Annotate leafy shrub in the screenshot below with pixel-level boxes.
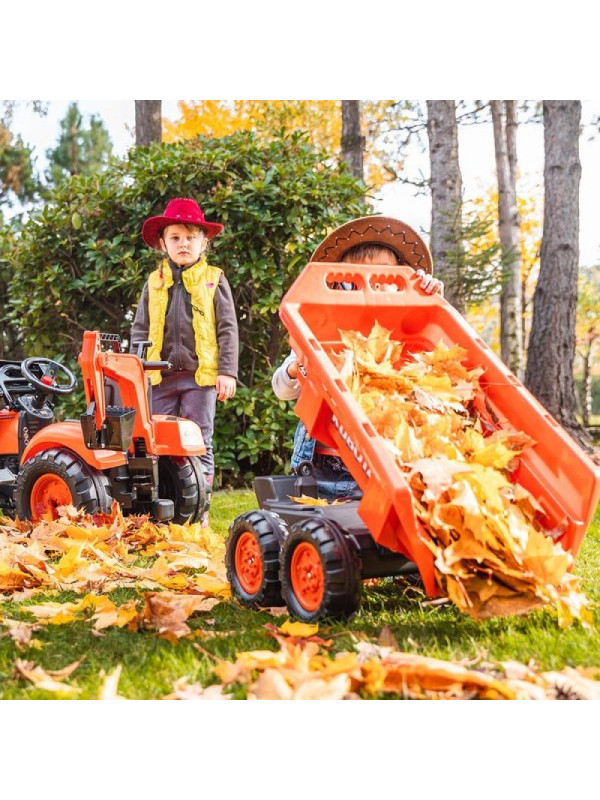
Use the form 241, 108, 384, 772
5, 131, 367, 485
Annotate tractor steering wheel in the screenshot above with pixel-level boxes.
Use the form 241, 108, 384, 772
21, 357, 77, 397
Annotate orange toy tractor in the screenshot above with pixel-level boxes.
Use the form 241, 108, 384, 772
225, 263, 600, 622
0, 331, 208, 523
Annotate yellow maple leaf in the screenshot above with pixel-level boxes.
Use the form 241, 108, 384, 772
53, 542, 86, 578
278, 619, 319, 638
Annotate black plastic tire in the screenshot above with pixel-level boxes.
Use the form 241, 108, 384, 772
158, 456, 199, 524
16, 447, 113, 521
279, 518, 362, 622
226, 510, 285, 607
187, 456, 210, 522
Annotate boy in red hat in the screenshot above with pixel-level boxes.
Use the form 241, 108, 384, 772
131, 198, 239, 526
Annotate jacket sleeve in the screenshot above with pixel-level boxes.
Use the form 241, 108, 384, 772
129, 282, 150, 354
272, 351, 300, 401
214, 273, 239, 378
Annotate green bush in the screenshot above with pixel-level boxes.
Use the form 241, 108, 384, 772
5, 131, 367, 485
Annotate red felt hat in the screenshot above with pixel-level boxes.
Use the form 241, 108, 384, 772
142, 198, 224, 249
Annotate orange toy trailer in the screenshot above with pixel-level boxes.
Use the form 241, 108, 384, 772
0, 331, 209, 523
226, 263, 600, 621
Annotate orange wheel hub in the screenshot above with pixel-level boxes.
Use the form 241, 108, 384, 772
235, 531, 263, 595
290, 541, 324, 612
30, 474, 72, 521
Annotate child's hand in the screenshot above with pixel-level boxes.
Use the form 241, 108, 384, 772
415, 269, 444, 295
286, 359, 299, 379
216, 375, 237, 401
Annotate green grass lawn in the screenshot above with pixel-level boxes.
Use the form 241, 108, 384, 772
1, 488, 599, 699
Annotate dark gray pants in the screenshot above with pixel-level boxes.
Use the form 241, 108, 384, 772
151, 370, 217, 477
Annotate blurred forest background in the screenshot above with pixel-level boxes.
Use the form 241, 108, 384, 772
1, 99, 598, 485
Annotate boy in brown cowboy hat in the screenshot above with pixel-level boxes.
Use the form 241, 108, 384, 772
272, 215, 442, 499
131, 198, 239, 525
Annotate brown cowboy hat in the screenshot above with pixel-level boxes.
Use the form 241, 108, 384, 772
142, 197, 224, 249
310, 215, 432, 273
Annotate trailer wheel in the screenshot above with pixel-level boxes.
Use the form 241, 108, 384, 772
158, 456, 199, 524
280, 518, 362, 622
226, 511, 284, 607
16, 447, 113, 521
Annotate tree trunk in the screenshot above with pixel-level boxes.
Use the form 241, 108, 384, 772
426, 100, 465, 313
525, 101, 588, 447
581, 347, 592, 427
135, 101, 162, 146
341, 100, 364, 181
491, 100, 523, 376
505, 100, 518, 184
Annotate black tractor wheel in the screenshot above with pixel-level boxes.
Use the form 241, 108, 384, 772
16, 447, 113, 521
187, 455, 210, 522
226, 510, 286, 608
157, 456, 200, 524
279, 518, 362, 622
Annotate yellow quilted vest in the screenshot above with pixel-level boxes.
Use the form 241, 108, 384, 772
146, 257, 222, 386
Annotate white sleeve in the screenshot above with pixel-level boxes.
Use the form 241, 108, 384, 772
272, 351, 301, 401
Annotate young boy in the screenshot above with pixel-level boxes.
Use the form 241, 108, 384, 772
272, 215, 442, 499
131, 198, 239, 524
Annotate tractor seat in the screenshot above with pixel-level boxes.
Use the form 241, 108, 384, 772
104, 377, 153, 416
0, 362, 37, 407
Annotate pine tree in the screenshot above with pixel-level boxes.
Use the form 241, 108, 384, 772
46, 103, 113, 186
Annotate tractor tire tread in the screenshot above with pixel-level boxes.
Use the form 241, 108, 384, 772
280, 518, 362, 622
226, 510, 284, 608
16, 447, 113, 520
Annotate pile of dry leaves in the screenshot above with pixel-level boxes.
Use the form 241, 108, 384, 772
0, 503, 229, 645
0, 503, 597, 699
330, 322, 592, 625
167, 623, 600, 700
4, 616, 600, 700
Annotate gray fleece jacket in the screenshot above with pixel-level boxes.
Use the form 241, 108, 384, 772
130, 259, 239, 379
272, 351, 300, 401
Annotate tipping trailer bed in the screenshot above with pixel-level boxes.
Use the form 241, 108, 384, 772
279, 263, 600, 598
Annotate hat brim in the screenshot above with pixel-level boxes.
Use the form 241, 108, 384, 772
142, 215, 224, 249
310, 215, 432, 274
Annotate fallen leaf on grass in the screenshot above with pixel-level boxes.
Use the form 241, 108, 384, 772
93, 599, 139, 631
191, 572, 231, 597
27, 595, 140, 631
0, 617, 41, 649
377, 626, 399, 649
355, 643, 515, 699
206, 635, 600, 700
142, 592, 216, 639
262, 606, 288, 616
541, 667, 600, 700
15, 659, 82, 696
278, 619, 319, 638
264, 622, 333, 647
163, 677, 231, 700
250, 669, 351, 700
98, 665, 124, 700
